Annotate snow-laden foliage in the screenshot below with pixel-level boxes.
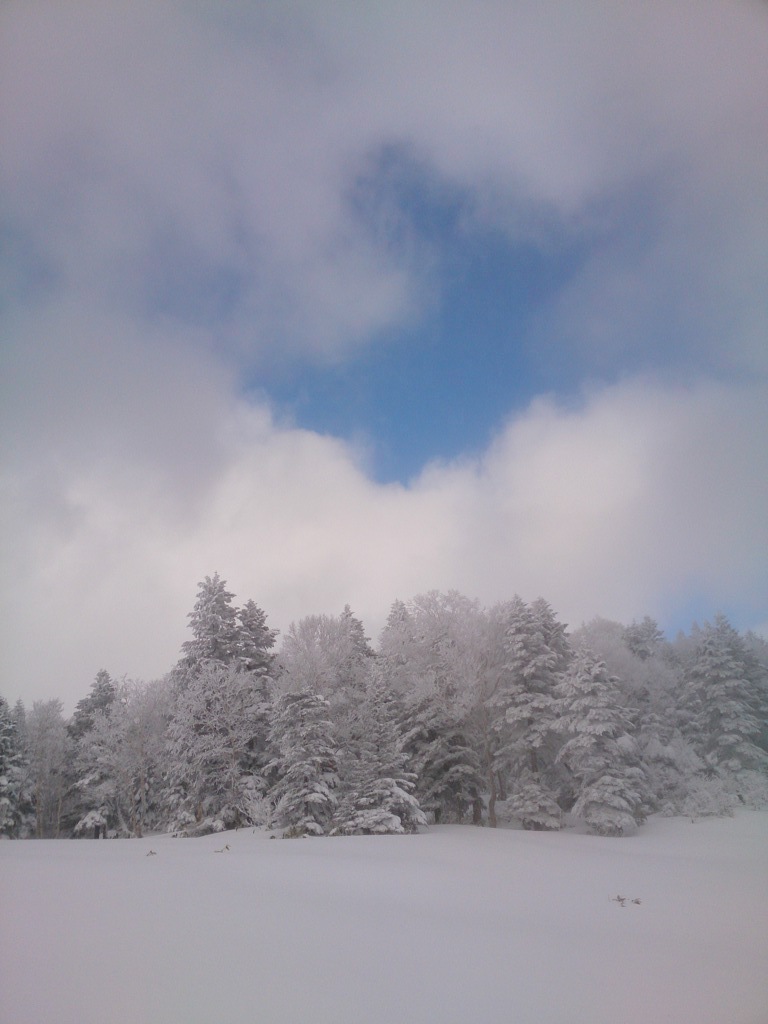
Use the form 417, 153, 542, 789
389, 590, 485, 706
237, 599, 279, 675
73, 808, 108, 838
25, 700, 71, 838
5, 580, 766, 840
68, 670, 118, 742
488, 597, 569, 830
681, 614, 768, 773
556, 645, 649, 836
76, 680, 171, 837
622, 616, 665, 661
333, 671, 426, 835
173, 575, 278, 684
278, 606, 373, 708
267, 690, 340, 836
178, 573, 242, 673
166, 664, 271, 832
400, 694, 484, 824
380, 590, 489, 824
0, 696, 26, 837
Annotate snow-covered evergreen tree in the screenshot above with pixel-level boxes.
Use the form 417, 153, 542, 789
237, 599, 278, 675
571, 617, 684, 814
0, 695, 25, 837
161, 581, 278, 830
489, 597, 568, 830
267, 690, 339, 836
166, 663, 272, 832
333, 671, 425, 835
8, 701, 34, 836
67, 670, 120, 830
68, 670, 117, 742
743, 630, 768, 758
622, 617, 664, 661
76, 680, 171, 837
556, 645, 648, 836
377, 599, 419, 695
400, 694, 483, 824
380, 591, 488, 822
175, 574, 242, 681
682, 614, 768, 774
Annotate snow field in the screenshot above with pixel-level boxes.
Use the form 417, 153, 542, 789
1, 812, 767, 1024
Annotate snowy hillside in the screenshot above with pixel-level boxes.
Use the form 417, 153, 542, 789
1, 813, 766, 1024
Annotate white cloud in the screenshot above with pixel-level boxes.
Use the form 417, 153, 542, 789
2, 0, 766, 362
2, 0, 767, 708
3, 369, 766, 709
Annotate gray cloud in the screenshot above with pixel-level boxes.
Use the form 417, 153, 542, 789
1, 0, 767, 708
3, 374, 766, 710
4, 0, 765, 361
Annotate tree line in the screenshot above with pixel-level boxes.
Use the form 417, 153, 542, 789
2, 574, 767, 840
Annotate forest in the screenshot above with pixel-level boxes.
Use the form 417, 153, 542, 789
2, 574, 767, 841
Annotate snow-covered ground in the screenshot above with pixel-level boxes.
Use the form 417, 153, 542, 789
1, 813, 766, 1024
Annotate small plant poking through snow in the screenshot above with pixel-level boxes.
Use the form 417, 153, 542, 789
611, 894, 642, 906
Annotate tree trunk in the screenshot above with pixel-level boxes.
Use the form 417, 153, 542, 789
54, 791, 63, 837
487, 769, 498, 828
35, 785, 44, 838
496, 771, 507, 801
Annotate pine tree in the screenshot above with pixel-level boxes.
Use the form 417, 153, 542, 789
556, 645, 648, 836
67, 670, 120, 830
76, 680, 171, 837
622, 617, 664, 661
166, 663, 272, 831
267, 690, 339, 836
333, 671, 425, 835
489, 597, 568, 830
176, 574, 241, 679
0, 696, 24, 837
401, 694, 483, 824
683, 614, 768, 773
378, 600, 418, 694
68, 670, 117, 741
380, 591, 488, 822
237, 599, 278, 675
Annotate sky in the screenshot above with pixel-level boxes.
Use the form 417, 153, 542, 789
1, 0, 767, 712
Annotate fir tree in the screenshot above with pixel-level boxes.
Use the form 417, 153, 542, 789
68, 670, 117, 742
683, 614, 768, 773
556, 645, 648, 836
166, 663, 271, 831
237, 599, 278, 675
267, 690, 339, 836
0, 695, 25, 837
333, 672, 425, 835
490, 597, 568, 830
176, 574, 241, 679
622, 617, 664, 661
401, 694, 483, 824
76, 680, 170, 837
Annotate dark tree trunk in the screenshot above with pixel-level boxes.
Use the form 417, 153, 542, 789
487, 770, 497, 828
